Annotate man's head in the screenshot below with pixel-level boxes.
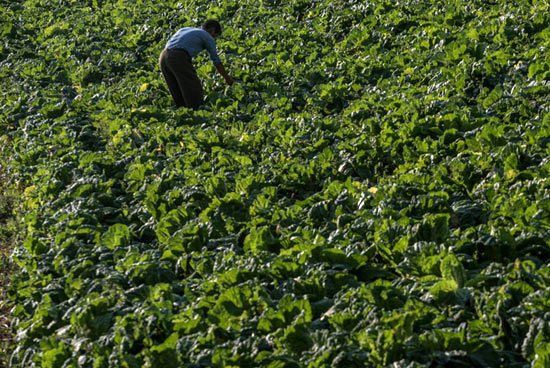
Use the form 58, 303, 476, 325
202, 19, 221, 39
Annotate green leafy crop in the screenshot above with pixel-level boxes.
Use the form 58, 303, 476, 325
1, 0, 549, 366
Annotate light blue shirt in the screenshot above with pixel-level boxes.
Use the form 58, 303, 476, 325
165, 27, 222, 66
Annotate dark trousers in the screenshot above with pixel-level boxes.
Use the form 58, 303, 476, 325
159, 48, 204, 110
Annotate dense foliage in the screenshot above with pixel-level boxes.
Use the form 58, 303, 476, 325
1, 0, 550, 366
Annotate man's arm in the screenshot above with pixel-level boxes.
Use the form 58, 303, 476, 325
201, 31, 232, 85
216, 63, 233, 85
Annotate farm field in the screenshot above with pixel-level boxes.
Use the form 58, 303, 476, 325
1, 0, 550, 366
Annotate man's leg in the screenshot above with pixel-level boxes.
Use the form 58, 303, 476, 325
178, 64, 204, 110
165, 49, 204, 110
159, 49, 186, 107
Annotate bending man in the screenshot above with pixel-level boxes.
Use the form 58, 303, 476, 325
160, 19, 233, 110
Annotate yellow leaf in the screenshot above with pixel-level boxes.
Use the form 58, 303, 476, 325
179, 141, 184, 148
24, 185, 36, 198
505, 169, 517, 180
368, 187, 378, 194
139, 83, 149, 92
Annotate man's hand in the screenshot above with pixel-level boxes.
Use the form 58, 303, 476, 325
216, 63, 233, 85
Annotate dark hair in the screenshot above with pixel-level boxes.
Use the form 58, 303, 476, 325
202, 19, 221, 35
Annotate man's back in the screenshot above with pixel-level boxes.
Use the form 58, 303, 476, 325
165, 27, 221, 66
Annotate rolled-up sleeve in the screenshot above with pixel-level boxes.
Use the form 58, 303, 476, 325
203, 33, 222, 66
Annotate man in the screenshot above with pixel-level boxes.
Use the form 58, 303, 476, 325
159, 19, 233, 110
